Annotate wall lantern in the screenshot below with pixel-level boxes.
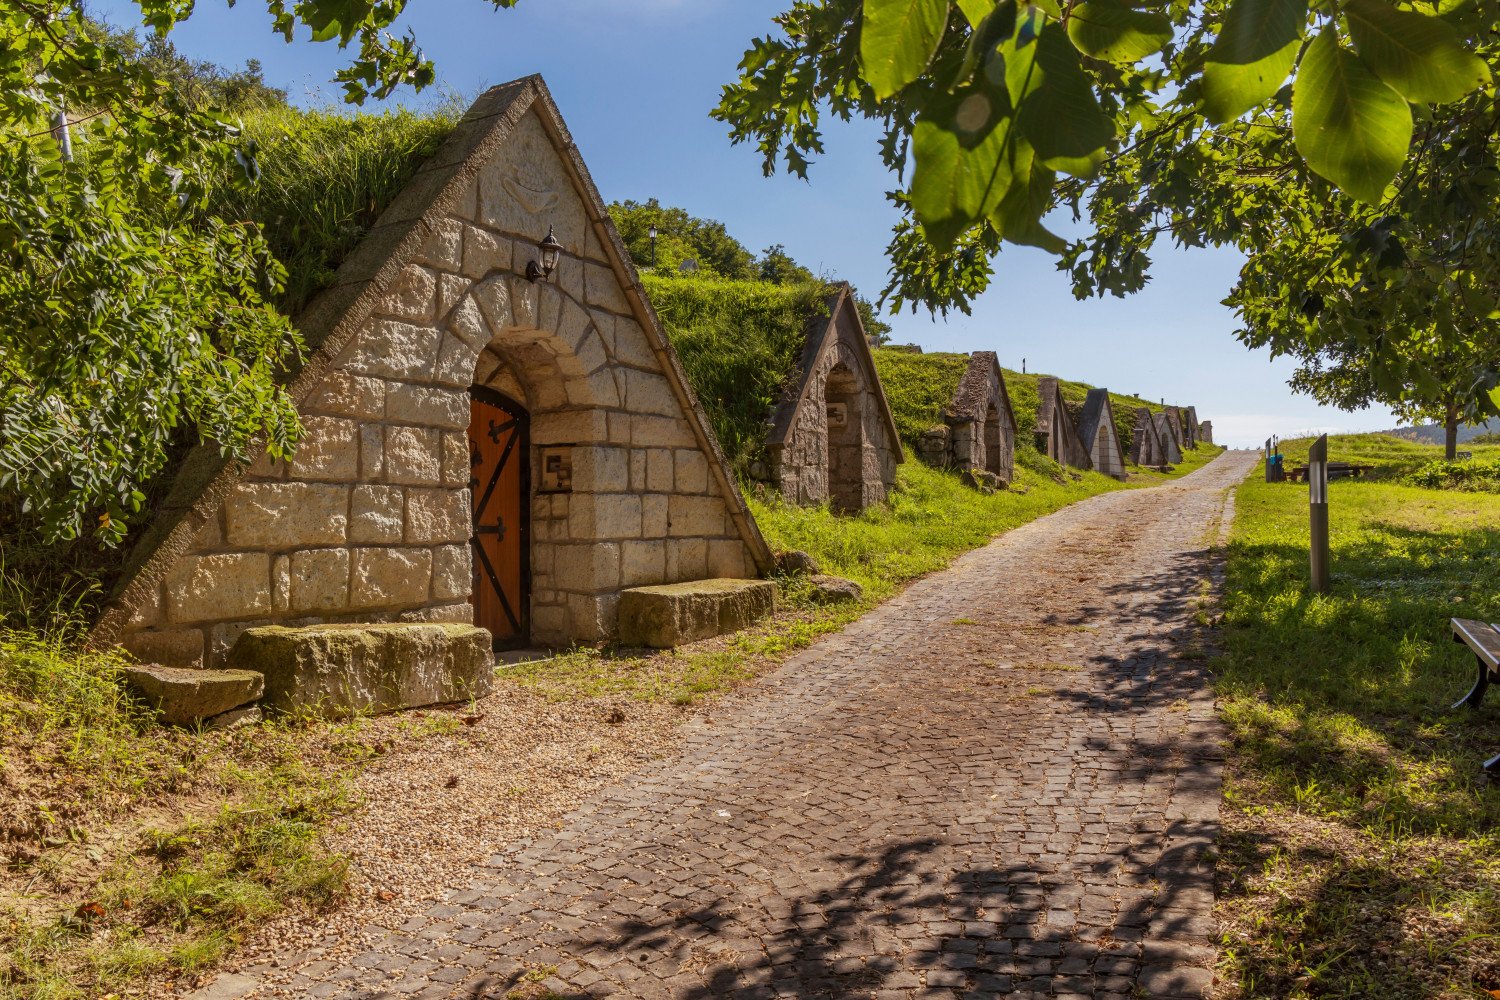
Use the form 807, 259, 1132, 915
526, 225, 563, 282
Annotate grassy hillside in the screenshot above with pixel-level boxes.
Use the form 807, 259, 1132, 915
1214, 433, 1500, 997
870, 348, 1182, 461
644, 275, 831, 474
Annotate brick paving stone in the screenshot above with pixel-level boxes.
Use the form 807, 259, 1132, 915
226, 451, 1253, 1000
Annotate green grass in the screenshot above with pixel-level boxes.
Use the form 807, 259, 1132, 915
645, 275, 832, 475
209, 102, 462, 313
0, 630, 395, 999
1213, 435, 1500, 998
506, 446, 1223, 705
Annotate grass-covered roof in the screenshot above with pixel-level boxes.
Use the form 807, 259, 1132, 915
645, 274, 833, 474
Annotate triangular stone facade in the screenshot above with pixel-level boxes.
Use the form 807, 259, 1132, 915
1034, 377, 1092, 471
1077, 389, 1126, 480
92, 76, 772, 666
1130, 408, 1166, 469
1154, 411, 1185, 465
914, 352, 1019, 487
1199, 420, 1213, 445
765, 285, 904, 513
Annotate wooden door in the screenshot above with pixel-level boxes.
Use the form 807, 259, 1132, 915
468, 388, 529, 648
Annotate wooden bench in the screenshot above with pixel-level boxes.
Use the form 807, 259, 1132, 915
1287, 462, 1375, 483
1449, 618, 1500, 775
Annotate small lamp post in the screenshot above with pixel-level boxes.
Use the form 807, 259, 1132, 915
648, 224, 658, 269
1308, 433, 1330, 593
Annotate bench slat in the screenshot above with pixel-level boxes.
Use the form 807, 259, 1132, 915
1451, 618, 1500, 668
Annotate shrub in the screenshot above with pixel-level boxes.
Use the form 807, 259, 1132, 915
1404, 458, 1500, 492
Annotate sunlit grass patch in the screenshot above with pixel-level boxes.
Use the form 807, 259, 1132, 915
1214, 440, 1500, 998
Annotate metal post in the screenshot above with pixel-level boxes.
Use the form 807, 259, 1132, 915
50, 108, 72, 162
1309, 433, 1330, 593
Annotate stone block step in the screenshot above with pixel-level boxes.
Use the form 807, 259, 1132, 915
228, 622, 494, 718
617, 579, 776, 648
122, 665, 264, 726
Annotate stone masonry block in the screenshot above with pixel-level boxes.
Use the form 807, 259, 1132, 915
351, 485, 405, 544
345, 319, 440, 381
287, 416, 359, 481
617, 579, 776, 648
406, 488, 471, 544
351, 547, 433, 608
385, 426, 444, 485
227, 482, 348, 549
288, 548, 351, 613
553, 542, 620, 593
122, 664, 264, 726
386, 384, 469, 429
668, 495, 727, 538
307, 373, 385, 420
166, 553, 271, 624
230, 622, 493, 718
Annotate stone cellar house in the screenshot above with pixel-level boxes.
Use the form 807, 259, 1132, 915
914, 351, 1019, 487
1033, 377, 1092, 472
760, 285, 904, 513
1182, 406, 1201, 448
90, 76, 775, 668
1199, 420, 1213, 445
1077, 389, 1126, 480
1130, 407, 1167, 469
1153, 411, 1185, 465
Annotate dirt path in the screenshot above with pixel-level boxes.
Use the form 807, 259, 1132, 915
209, 449, 1256, 1000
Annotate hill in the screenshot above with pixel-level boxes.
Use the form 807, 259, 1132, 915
1380, 419, 1500, 446
870, 349, 1173, 456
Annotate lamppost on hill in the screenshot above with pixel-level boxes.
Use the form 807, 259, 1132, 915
648, 224, 658, 270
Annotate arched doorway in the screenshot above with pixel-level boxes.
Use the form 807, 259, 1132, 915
983, 400, 1003, 476
825, 361, 865, 513
468, 386, 530, 649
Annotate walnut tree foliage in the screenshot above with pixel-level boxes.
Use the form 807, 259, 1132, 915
713, 0, 1494, 442
0, 0, 511, 545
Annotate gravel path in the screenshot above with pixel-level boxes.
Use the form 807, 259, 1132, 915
206, 449, 1256, 1000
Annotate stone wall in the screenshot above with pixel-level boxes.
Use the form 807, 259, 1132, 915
1199, 420, 1213, 445
1130, 408, 1165, 468
766, 293, 901, 513
113, 91, 764, 666
1034, 378, 1092, 471
914, 351, 1017, 486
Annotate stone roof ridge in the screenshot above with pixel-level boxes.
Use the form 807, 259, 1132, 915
950, 351, 1018, 433
1034, 375, 1060, 434
1077, 387, 1113, 448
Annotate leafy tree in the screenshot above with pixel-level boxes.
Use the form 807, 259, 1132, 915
609, 198, 759, 279
714, 0, 1489, 321
1060, 2, 1500, 457
0, 0, 509, 543
758, 243, 817, 284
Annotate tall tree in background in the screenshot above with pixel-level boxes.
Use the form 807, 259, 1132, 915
1060, 1, 1500, 453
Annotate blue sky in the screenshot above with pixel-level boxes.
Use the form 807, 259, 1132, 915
95, 0, 1406, 447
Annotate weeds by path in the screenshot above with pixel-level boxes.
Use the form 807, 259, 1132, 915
0, 631, 451, 999
1213, 445, 1500, 999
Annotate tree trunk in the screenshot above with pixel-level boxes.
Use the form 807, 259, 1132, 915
1445, 402, 1460, 460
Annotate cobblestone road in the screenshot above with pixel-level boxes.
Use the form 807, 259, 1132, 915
229, 450, 1255, 1000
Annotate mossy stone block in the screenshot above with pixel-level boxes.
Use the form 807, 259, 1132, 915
229, 622, 493, 718
617, 579, 776, 648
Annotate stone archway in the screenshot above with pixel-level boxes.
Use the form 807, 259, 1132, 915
825, 360, 866, 514
983, 400, 1003, 477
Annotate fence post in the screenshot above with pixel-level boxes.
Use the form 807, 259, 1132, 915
1309, 434, 1330, 593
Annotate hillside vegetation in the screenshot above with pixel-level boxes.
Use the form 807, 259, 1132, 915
870, 348, 1176, 454
1215, 432, 1500, 997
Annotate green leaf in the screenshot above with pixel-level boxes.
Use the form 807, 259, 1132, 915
1066, 0, 1173, 64
990, 139, 1066, 251
1345, 0, 1490, 105
1009, 23, 1113, 176
1203, 0, 1308, 123
1292, 27, 1412, 204
910, 83, 1017, 249
861, 0, 952, 100
956, 0, 993, 28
